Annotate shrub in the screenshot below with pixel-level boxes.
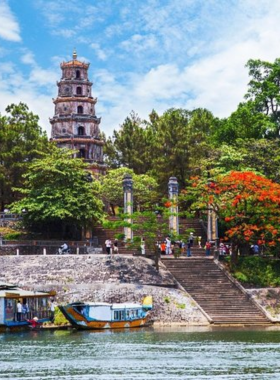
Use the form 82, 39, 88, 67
234, 272, 248, 283
4, 232, 22, 240
230, 256, 280, 287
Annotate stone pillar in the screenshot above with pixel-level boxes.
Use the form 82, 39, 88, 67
123, 174, 133, 241
168, 177, 179, 235
207, 207, 212, 242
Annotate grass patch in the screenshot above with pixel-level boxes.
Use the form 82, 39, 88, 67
176, 303, 186, 309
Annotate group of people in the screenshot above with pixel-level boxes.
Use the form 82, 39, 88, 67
16, 300, 29, 321
16, 298, 56, 325
159, 233, 195, 257
105, 238, 119, 255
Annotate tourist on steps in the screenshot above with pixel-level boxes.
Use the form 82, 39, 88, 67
187, 241, 192, 257
205, 241, 211, 256
165, 237, 171, 255
105, 239, 112, 255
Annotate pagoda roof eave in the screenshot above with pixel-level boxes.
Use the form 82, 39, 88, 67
61, 60, 89, 69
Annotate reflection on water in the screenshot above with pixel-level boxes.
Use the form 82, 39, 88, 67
1, 326, 280, 379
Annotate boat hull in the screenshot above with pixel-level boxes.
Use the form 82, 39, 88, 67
59, 305, 150, 330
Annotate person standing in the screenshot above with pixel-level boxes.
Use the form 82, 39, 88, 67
165, 237, 171, 255
113, 239, 119, 254
141, 238, 145, 255
160, 241, 166, 255
189, 232, 194, 247
187, 241, 192, 257
17, 300, 22, 321
105, 239, 112, 255
205, 241, 211, 256
49, 298, 56, 323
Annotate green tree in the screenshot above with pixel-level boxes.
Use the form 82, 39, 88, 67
245, 58, 280, 134
0, 103, 49, 210
104, 111, 151, 174
147, 108, 215, 190
203, 139, 280, 183
9, 147, 104, 238
212, 102, 275, 145
100, 167, 159, 214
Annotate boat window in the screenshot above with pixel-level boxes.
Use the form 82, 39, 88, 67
114, 311, 123, 320
131, 310, 135, 318
135, 310, 139, 317
126, 310, 130, 318
121, 311, 125, 320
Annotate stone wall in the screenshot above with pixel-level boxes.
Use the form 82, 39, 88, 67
0, 246, 88, 255
0, 254, 209, 326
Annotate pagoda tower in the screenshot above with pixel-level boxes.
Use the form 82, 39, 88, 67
50, 50, 106, 175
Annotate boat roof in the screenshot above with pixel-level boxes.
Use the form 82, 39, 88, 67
73, 302, 143, 309
0, 283, 51, 298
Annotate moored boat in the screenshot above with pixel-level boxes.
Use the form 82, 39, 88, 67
0, 282, 54, 332
59, 296, 153, 330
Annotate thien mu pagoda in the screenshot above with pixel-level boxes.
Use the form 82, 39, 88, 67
50, 50, 106, 175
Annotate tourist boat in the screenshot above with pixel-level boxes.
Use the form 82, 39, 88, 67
0, 282, 54, 331
59, 296, 153, 330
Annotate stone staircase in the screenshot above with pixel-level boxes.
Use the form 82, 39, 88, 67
179, 217, 207, 243
162, 257, 270, 325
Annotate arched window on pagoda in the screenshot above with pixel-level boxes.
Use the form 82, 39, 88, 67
78, 126, 85, 136
76, 70, 80, 79
76, 86, 82, 95
77, 105, 83, 114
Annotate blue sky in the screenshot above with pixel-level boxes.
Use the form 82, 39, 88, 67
1, 0, 280, 137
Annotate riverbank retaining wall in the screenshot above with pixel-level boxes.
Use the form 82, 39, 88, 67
0, 255, 209, 325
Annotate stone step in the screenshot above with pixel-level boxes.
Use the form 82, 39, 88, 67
162, 257, 270, 325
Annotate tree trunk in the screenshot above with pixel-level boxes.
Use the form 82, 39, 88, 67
231, 242, 238, 264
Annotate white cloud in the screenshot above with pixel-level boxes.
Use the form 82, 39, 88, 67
21, 52, 36, 65
90, 43, 107, 61
0, 0, 21, 41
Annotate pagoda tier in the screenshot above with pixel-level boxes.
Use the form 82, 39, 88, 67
50, 50, 106, 175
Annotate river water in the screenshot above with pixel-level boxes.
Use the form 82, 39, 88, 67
1, 326, 280, 379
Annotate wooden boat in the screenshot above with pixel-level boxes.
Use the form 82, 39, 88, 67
0, 282, 54, 332
59, 296, 153, 330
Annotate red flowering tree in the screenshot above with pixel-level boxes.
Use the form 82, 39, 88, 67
185, 171, 280, 261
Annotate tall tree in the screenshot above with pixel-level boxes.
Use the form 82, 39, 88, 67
147, 108, 215, 190
0, 103, 49, 210
10, 147, 104, 238
99, 167, 159, 214
104, 111, 151, 174
185, 171, 280, 261
245, 58, 280, 135
212, 102, 275, 145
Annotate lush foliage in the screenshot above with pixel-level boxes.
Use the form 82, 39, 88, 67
104, 108, 216, 193
99, 167, 159, 213
9, 147, 104, 237
0, 103, 49, 210
104, 112, 151, 174
245, 58, 280, 134
229, 256, 280, 287
186, 171, 280, 256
